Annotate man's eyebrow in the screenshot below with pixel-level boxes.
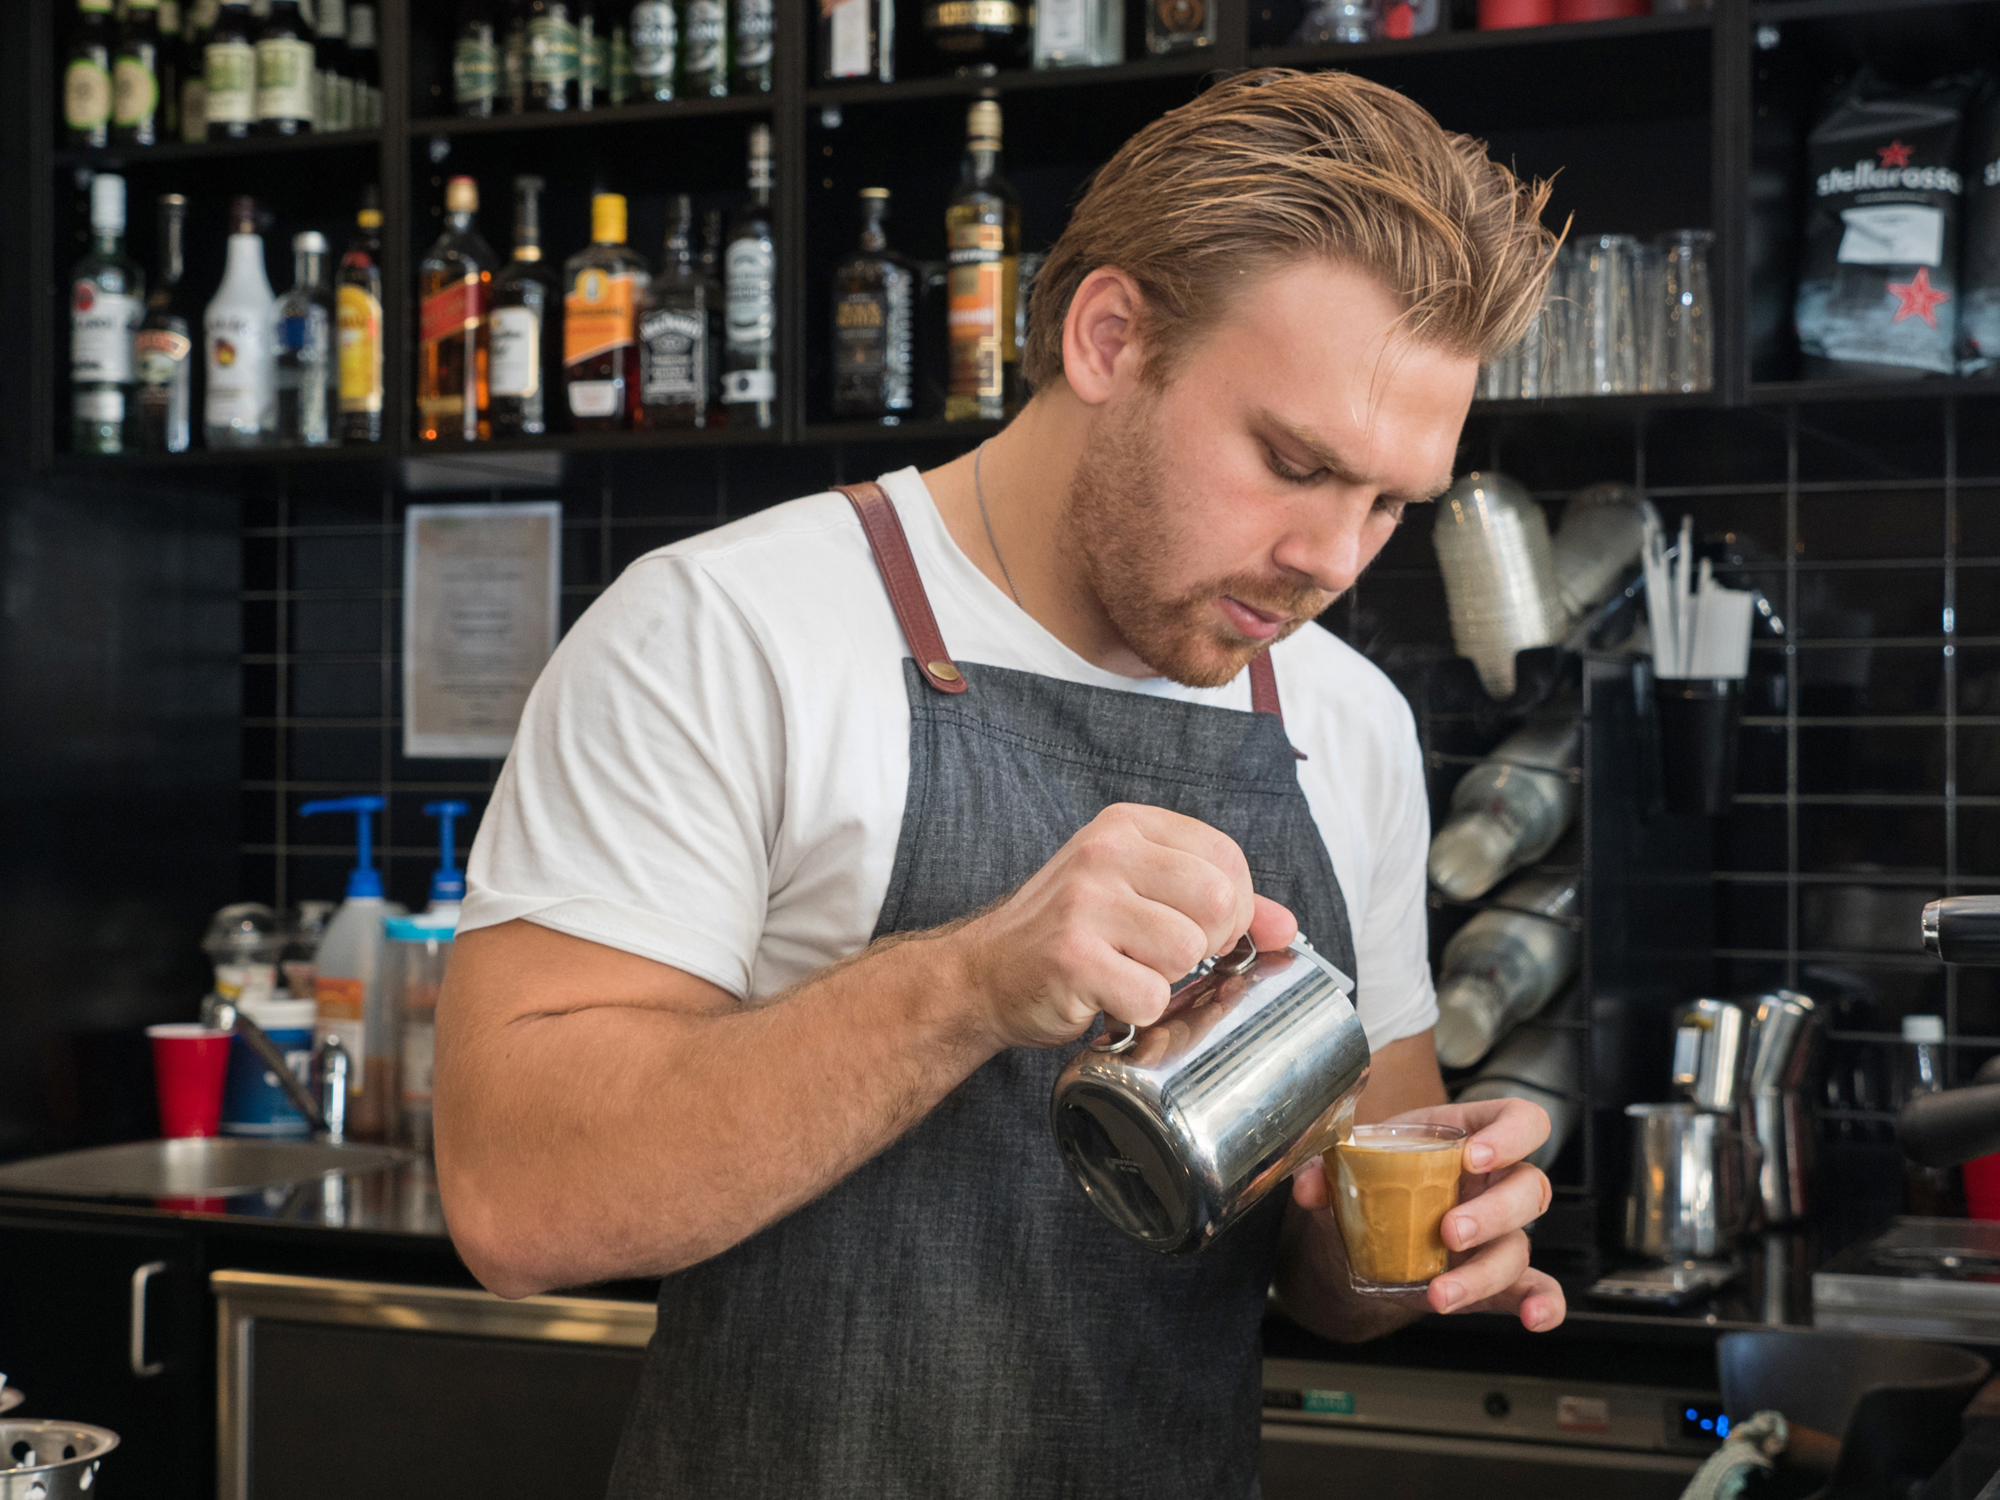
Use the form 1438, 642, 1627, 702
1257, 411, 1454, 503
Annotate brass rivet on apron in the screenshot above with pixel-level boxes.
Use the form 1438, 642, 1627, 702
928, 661, 961, 683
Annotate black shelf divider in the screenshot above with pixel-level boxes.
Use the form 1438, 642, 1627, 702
408, 96, 774, 137
54, 130, 385, 168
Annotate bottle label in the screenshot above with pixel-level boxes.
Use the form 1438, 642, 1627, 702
564, 268, 637, 365
926, 0, 1023, 28
136, 327, 194, 386
181, 73, 207, 140
735, 0, 775, 68
725, 236, 776, 351
948, 225, 1011, 401
1153, 0, 1206, 35
580, 21, 604, 95
347, 3, 378, 47
256, 35, 315, 121
65, 60, 113, 130
684, 0, 726, 79
113, 55, 160, 126
72, 285, 139, 383
454, 32, 497, 104
720, 368, 776, 402
205, 308, 273, 429
76, 388, 125, 423
640, 306, 704, 401
1039, 0, 1087, 50
205, 39, 255, 124
319, 0, 348, 39
630, 0, 676, 78
315, 976, 366, 1096
337, 284, 384, 411
828, 0, 870, 77
527, 15, 579, 83
420, 276, 486, 346
609, 27, 633, 101
489, 304, 542, 397
568, 380, 619, 417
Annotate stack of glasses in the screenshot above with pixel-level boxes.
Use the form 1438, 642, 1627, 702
1482, 230, 1713, 401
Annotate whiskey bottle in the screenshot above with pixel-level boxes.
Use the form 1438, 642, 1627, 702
454, 0, 498, 115
638, 194, 711, 429
819, 0, 893, 82
314, 0, 350, 131
524, 0, 578, 110
722, 123, 777, 429
501, 0, 527, 111
66, 0, 116, 150
112, 0, 164, 147
417, 175, 496, 443
578, 0, 604, 107
179, 0, 216, 141
944, 98, 1019, 421
274, 231, 336, 446
203, 0, 256, 139
734, 0, 775, 93
831, 189, 916, 423
1035, 0, 1121, 67
336, 187, 385, 443
1145, 0, 1214, 53
563, 192, 649, 430
923, 0, 1027, 72
136, 192, 195, 454
70, 174, 144, 456
680, 0, 728, 97
254, 0, 316, 134
629, 0, 675, 100
490, 175, 553, 437
155, 0, 183, 140
608, 12, 634, 101
204, 194, 278, 448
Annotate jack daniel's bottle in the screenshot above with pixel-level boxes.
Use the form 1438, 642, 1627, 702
924, 0, 1028, 71
639, 194, 711, 428
831, 188, 915, 423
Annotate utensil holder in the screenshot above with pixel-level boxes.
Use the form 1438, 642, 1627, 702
1654, 676, 1742, 818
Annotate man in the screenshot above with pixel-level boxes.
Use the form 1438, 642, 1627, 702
437, 68, 1563, 1497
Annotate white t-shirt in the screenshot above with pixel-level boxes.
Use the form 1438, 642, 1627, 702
461, 467, 1439, 1051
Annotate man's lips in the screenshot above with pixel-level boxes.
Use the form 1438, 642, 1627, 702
1218, 595, 1291, 641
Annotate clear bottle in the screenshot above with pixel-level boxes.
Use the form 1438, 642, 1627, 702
113, 0, 164, 147
490, 174, 552, 437
831, 188, 916, 423
204, 195, 277, 448
524, 0, 578, 110
1898, 1015, 1965, 1216
136, 192, 194, 455
563, 192, 649, 430
417, 175, 496, 443
1034, 0, 1120, 68
253, 0, 314, 134
66, 0, 117, 150
638, 194, 711, 429
924, 0, 1027, 70
722, 124, 778, 429
1453, 1018, 1580, 1172
1145, 0, 1215, 52
455, 0, 498, 114
680, 0, 729, 97
944, 98, 1020, 422
179, 0, 216, 141
274, 231, 335, 446
1432, 872, 1580, 1069
70, 174, 144, 457
203, 0, 256, 139
314, 0, 350, 131
734, 0, 775, 93
1427, 711, 1581, 901
819, 0, 893, 81
336, 186, 385, 443
346, 2, 380, 127
629, 0, 676, 100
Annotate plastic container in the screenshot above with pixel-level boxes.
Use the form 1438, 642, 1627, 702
148, 1024, 234, 1138
299, 796, 404, 1141
202, 903, 286, 1006
386, 913, 457, 1152
1433, 472, 1568, 700
1433, 872, 1580, 1067
219, 995, 318, 1138
1427, 710, 1581, 900
1654, 676, 1744, 817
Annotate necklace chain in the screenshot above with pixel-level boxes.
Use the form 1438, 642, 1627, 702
974, 441, 1023, 608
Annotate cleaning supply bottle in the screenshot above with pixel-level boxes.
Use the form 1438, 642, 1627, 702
299, 796, 404, 1141
422, 799, 468, 918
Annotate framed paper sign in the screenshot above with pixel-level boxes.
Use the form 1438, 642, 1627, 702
403, 501, 562, 759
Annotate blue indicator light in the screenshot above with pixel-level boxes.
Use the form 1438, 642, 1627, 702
1686, 1408, 1698, 1420
1700, 1419, 1714, 1432
1717, 1416, 1730, 1438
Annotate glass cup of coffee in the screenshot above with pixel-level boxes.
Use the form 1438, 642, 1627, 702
1331, 1122, 1468, 1294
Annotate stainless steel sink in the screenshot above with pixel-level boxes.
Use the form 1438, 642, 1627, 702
0, 1138, 409, 1199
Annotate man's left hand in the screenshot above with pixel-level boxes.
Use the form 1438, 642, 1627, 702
1290, 1096, 1567, 1332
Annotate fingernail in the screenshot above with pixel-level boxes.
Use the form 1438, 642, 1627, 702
1449, 1213, 1476, 1248
1434, 1279, 1461, 1312
1467, 1144, 1494, 1171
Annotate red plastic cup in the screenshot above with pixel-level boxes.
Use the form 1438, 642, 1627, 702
1552, 0, 1646, 19
1966, 1154, 2000, 1221
1479, 0, 1554, 27
147, 1024, 234, 1138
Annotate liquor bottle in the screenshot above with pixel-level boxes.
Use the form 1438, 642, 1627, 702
179, 0, 216, 141
923, 0, 1027, 71
70, 174, 144, 456
315, 0, 350, 131
831, 189, 916, 423
944, 98, 1020, 422
630, 0, 675, 101
336, 186, 385, 443
255, 0, 315, 134
1145, 0, 1214, 53
273, 231, 336, 446
562, 192, 649, 430
1034, 0, 1120, 67
454, 0, 497, 114
346, 2, 380, 126
680, 0, 728, 97
578, 0, 605, 107
501, 0, 527, 110
113, 0, 164, 147
156, 1, 184, 140
204, 0, 256, 139
699, 208, 727, 422
136, 192, 195, 454
608, 11, 633, 102
734, 0, 774, 93
417, 175, 496, 443
66, 0, 116, 150
204, 194, 278, 448
638, 194, 710, 429
524, 0, 578, 110
1432, 872, 1579, 1069
1426, 711, 1580, 901
490, 175, 552, 437
722, 123, 777, 429
819, 0, 893, 82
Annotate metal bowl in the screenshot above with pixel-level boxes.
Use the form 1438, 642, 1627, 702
0, 1421, 118, 1498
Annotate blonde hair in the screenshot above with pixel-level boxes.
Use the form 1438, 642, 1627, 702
1023, 68, 1559, 390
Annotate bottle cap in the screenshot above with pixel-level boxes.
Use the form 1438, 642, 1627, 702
298, 796, 387, 900
591, 193, 628, 245
860, 186, 890, 200
294, 230, 327, 253
445, 175, 479, 214
230, 195, 259, 235
1902, 1014, 1945, 1043
89, 174, 127, 234
968, 99, 1002, 148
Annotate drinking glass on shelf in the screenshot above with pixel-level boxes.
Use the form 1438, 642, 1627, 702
1657, 229, 1714, 394
1636, 239, 1667, 392
1572, 233, 1639, 396
1542, 243, 1581, 396
1291, 0, 1378, 43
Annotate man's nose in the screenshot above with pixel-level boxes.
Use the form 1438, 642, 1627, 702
1272, 494, 1375, 595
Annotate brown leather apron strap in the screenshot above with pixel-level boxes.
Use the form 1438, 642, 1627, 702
837, 481, 968, 696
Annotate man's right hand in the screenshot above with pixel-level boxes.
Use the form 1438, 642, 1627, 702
948, 803, 1299, 1052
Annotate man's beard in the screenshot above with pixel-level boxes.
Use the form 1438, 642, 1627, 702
1060, 393, 1333, 689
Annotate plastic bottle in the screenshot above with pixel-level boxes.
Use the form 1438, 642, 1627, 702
1428, 710, 1582, 901
1898, 1014, 1964, 1217
299, 795, 403, 1141
1432, 872, 1580, 1069
421, 799, 468, 918
1453, 1012, 1580, 1172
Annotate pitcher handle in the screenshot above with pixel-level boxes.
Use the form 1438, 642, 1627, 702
1089, 934, 1260, 1054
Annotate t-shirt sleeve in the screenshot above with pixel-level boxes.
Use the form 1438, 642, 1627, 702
458, 555, 784, 999
1350, 698, 1438, 1050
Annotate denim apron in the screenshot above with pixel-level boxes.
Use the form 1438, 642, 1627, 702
607, 481, 1357, 1499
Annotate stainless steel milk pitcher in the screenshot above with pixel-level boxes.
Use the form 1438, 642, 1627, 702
1050, 934, 1372, 1254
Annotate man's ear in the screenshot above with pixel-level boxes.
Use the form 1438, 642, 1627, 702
1060, 268, 1149, 407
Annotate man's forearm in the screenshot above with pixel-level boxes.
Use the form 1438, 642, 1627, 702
435, 924, 998, 1298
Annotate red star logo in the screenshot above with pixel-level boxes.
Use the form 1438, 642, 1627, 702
1878, 139, 1913, 168
1886, 266, 1951, 327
